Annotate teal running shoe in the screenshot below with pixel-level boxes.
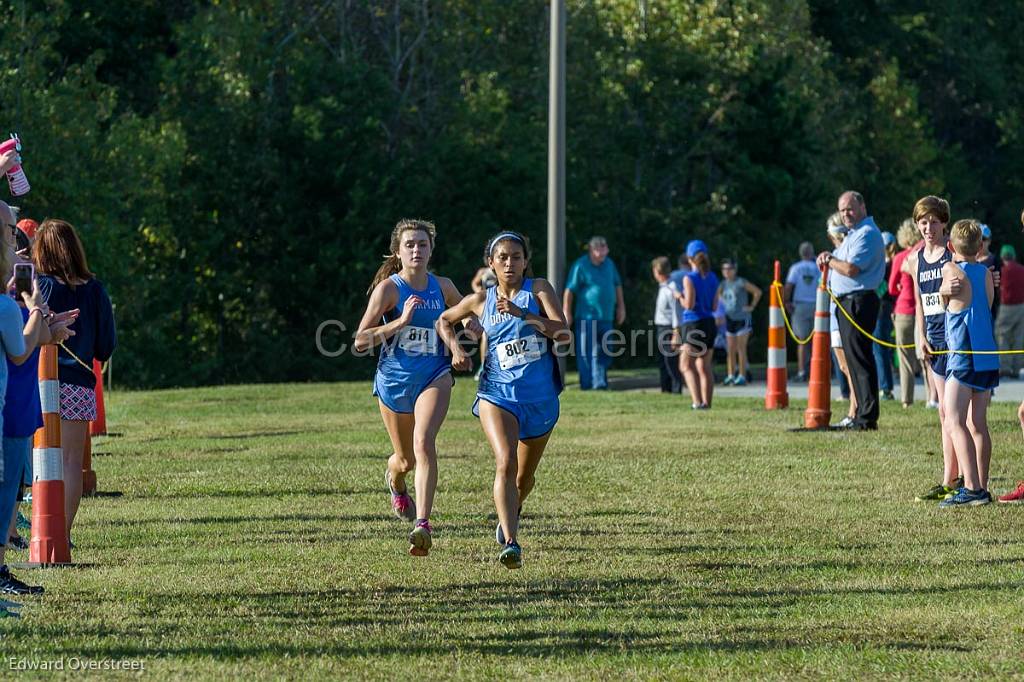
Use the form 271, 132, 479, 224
733, 375, 748, 386
15, 512, 29, 531
499, 541, 523, 569
938, 488, 991, 509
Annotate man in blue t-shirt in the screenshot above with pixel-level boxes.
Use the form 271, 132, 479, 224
817, 190, 885, 430
563, 236, 626, 390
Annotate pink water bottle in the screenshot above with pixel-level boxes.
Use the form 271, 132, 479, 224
0, 134, 29, 196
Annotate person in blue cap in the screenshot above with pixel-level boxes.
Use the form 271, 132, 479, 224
977, 223, 1001, 318
673, 239, 719, 409
562, 236, 625, 390
873, 231, 898, 400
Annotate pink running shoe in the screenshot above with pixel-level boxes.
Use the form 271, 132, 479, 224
409, 520, 433, 557
997, 481, 1024, 504
385, 470, 416, 521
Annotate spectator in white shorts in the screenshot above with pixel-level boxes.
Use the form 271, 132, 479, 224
826, 214, 856, 423
785, 241, 820, 381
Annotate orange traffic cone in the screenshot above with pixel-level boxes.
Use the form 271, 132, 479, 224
765, 260, 788, 409
82, 431, 96, 497
90, 359, 106, 436
28, 345, 71, 566
804, 266, 832, 428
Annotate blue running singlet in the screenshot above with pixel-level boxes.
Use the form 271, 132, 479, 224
477, 279, 561, 404
373, 273, 451, 413
946, 261, 999, 391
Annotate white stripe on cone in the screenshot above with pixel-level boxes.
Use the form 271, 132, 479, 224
769, 308, 783, 327
32, 447, 63, 482
38, 379, 59, 414
768, 348, 786, 369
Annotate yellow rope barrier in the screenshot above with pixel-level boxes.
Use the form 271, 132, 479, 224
823, 287, 1024, 355
769, 282, 812, 345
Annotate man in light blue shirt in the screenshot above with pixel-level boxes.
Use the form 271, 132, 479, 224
816, 190, 885, 430
563, 236, 625, 390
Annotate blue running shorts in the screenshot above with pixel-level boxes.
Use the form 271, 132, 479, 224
374, 366, 453, 414
473, 396, 560, 441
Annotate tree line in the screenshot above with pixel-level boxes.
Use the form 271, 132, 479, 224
3, 0, 1021, 386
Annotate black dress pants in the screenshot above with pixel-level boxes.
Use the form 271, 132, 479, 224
836, 291, 880, 427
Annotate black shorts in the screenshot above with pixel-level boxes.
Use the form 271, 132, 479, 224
725, 317, 752, 336
679, 318, 717, 355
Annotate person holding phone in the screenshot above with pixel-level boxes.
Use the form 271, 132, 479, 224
33, 219, 116, 545
438, 231, 567, 570
0, 208, 61, 595
354, 219, 473, 557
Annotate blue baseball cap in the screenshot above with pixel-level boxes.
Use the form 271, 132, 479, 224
981, 224, 992, 239
881, 231, 895, 246
686, 239, 708, 259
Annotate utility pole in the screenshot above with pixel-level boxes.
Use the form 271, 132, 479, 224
547, 0, 566, 294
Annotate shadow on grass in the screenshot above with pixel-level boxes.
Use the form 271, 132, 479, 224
46, 576, 979, 660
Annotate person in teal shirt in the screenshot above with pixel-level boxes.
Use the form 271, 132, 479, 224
562, 236, 626, 390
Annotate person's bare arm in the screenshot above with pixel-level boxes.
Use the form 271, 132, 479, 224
562, 289, 574, 327
439, 291, 486, 372
744, 281, 762, 311
498, 279, 568, 341
614, 286, 625, 325
353, 280, 412, 353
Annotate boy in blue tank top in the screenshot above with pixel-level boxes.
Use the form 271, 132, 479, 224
938, 220, 998, 508
355, 219, 475, 557
438, 231, 568, 570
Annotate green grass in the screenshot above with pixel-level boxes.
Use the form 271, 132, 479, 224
4, 379, 1024, 679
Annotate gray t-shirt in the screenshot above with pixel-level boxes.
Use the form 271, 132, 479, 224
720, 278, 750, 321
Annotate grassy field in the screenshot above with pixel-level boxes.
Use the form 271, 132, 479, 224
3, 376, 1024, 679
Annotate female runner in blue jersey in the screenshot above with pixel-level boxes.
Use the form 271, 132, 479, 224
438, 231, 568, 570
355, 219, 473, 557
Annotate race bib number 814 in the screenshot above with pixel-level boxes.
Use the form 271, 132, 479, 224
398, 326, 438, 354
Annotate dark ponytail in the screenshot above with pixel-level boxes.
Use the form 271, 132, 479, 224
691, 251, 710, 275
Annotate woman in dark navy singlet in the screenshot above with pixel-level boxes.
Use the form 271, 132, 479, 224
355, 219, 471, 557
438, 231, 568, 570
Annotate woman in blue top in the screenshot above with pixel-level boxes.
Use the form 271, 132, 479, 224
938, 220, 999, 507
355, 219, 471, 557
673, 240, 719, 409
439, 231, 567, 570
34, 219, 116, 545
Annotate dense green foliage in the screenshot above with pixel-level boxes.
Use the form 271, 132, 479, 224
3, 0, 1022, 386
8, 381, 1023, 676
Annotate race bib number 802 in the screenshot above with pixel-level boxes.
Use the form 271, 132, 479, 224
498, 336, 544, 370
